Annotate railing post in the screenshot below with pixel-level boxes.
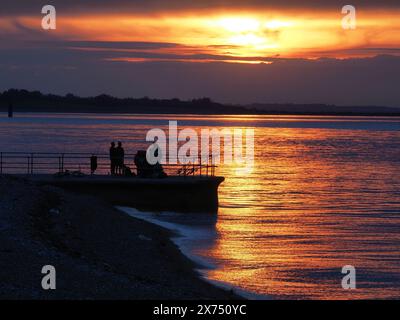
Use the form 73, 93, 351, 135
200, 162, 202, 177
207, 155, 210, 177
30, 153, 34, 174
210, 155, 215, 176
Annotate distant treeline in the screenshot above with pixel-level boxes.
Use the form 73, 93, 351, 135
1, 89, 400, 116
0, 89, 251, 115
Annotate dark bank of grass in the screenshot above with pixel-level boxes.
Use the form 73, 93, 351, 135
0, 175, 240, 300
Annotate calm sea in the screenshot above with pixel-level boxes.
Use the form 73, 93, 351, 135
1, 113, 400, 299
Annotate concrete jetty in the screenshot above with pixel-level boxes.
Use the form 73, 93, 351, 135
26, 174, 225, 213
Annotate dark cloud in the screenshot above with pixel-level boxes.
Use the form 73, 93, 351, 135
309, 47, 400, 56
0, 40, 399, 107
66, 41, 180, 50
31, 41, 182, 50
1, 0, 399, 16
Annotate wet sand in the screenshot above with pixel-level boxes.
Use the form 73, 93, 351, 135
0, 175, 239, 299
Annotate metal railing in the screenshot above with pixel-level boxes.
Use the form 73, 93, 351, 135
0, 152, 216, 177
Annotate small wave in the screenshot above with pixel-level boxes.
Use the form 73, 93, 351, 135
117, 206, 217, 270
116, 206, 270, 300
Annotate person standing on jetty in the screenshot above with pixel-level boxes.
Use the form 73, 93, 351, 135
8, 103, 13, 118
116, 141, 125, 175
109, 142, 117, 175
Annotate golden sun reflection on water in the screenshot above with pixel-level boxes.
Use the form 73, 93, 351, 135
199, 127, 400, 299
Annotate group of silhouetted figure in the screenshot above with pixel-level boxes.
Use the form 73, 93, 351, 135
109, 141, 126, 175
88, 141, 167, 178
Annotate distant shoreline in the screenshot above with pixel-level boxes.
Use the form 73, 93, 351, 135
1, 89, 400, 117
2, 110, 400, 117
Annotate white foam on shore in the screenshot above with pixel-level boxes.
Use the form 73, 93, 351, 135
118, 206, 216, 270
117, 206, 269, 300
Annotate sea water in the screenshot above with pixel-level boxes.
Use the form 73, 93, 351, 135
1, 112, 400, 299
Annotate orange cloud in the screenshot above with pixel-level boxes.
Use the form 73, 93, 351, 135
5, 8, 400, 60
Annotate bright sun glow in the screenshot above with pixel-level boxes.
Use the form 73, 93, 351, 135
264, 19, 293, 30
214, 17, 290, 54
218, 17, 261, 33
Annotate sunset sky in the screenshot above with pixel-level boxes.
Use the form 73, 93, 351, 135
1, 0, 400, 106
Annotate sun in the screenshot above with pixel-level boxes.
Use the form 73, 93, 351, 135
264, 19, 293, 30
213, 16, 287, 55
218, 17, 261, 33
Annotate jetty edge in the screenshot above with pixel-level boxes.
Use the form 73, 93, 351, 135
0, 151, 225, 213
0, 175, 241, 299
28, 174, 225, 213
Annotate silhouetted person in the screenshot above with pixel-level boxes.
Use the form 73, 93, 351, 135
109, 142, 117, 175
115, 141, 125, 175
8, 103, 13, 118
90, 155, 98, 175
134, 151, 149, 178
122, 164, 135, 177
134, 150, 166, 179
